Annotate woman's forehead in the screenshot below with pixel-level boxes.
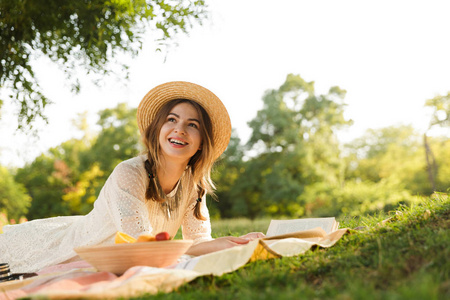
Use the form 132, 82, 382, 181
168, 102, 201, 119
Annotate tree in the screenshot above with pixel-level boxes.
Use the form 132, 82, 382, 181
0, 166, 31, 220
211, 130, 245, 218
426, 92, 450, 127
344, 125, 430, 195
71, 102, 140, 209
47, 138, 105, 215
15, 154, 72, 219
424, 92, 450, 191
14, 102, 141, 218
233, 74, 352, 218
88, 103, 140, 176
0, 0, 207, 129
62, 163, 104, 215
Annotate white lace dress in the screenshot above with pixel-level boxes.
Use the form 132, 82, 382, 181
0, 155, 212, 273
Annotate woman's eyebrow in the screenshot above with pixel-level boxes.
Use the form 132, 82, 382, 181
189, 118, 200, 124
168, 112, 200, 124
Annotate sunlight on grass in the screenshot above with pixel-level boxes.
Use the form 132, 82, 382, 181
211, 218, 271, 237
151, 194, 449, 300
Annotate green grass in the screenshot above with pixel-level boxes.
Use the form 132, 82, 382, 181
136, 194, 450, 299
211, 218, 271, 237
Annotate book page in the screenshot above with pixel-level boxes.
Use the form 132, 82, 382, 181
266, 217, 337, 236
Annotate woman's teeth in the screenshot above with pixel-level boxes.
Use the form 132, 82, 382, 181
169, 138, 187, 145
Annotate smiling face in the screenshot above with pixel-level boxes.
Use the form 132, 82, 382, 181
158, 102, 203, 165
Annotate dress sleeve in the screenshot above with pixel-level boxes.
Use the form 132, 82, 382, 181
103, 160, 153, 238
181, 194, 213, 244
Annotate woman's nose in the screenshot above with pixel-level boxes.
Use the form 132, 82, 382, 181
174, 123, 186, 135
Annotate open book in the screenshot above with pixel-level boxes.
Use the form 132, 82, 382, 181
266, 217, 339, 238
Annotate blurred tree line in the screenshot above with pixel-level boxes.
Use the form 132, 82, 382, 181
1, 74, 449, 222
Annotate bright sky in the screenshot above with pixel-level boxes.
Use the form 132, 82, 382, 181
1, 0, 450, 168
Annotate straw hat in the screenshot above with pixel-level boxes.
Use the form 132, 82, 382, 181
137, 81, 232, 159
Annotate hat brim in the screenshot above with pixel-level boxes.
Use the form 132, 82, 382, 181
137, 81, 231, 160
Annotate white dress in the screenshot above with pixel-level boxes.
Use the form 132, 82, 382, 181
0, 155, 212, 273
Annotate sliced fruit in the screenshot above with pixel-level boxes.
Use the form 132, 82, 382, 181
136, 234, 156, 242
115, 231, 137, 244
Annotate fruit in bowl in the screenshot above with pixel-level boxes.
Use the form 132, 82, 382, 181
115, 231, 171, 244
155, 232, 170, 241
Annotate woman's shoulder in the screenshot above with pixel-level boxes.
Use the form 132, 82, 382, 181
113, 155, 146, 177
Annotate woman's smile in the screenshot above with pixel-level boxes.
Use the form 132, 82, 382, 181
168, 137, 188, 147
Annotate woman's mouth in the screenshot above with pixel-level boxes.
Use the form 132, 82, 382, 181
169, 138, 188, 146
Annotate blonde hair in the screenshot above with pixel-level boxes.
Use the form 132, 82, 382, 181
142, 99, 216, 220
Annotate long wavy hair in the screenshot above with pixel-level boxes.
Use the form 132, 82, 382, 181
142, 99, 215, 220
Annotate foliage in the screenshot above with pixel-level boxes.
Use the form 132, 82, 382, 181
0, 0, 207, 130
345, 125, 450, 195
424, 93, 450, 193
228, 74, 352, 219
211, 130, 245, 218
299, 179, 421, 218
247, 74, 350, 154
11, 75, 450, 222
432, 137, 450, 192
139, 194, 450, 300
345, 126, 425, 189
0, 166, 31, 220
15, 154, 73, 218
212, 82, 450, 220
15, 102, 140, 219
89, 103, 140, 176
62, 163, 104, 215
426, 92, 450, 127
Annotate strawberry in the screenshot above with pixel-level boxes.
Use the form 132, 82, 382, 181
155, 231, 170, 241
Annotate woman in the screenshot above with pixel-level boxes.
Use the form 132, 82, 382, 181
0, 81, 263, 273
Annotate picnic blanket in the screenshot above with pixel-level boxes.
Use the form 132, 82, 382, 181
0, 228, 348, 299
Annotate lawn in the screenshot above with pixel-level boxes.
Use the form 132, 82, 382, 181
137, 194, 449, 299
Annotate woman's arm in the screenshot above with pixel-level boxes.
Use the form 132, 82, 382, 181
185, 236, 250, 256
181, 193, 265, 256
181, 195, 213, 243
185, 232, 266, 256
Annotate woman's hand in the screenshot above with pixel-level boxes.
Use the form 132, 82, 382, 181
239, 232, 265, 240
185, 236, 250, 256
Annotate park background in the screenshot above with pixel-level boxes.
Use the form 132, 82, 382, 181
1, 0, 449, 225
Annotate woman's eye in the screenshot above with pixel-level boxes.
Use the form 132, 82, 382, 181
189, 123, 198, 129
167, 117, 176, 122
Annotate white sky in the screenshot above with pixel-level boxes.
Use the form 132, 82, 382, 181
1, 0, 450, 168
